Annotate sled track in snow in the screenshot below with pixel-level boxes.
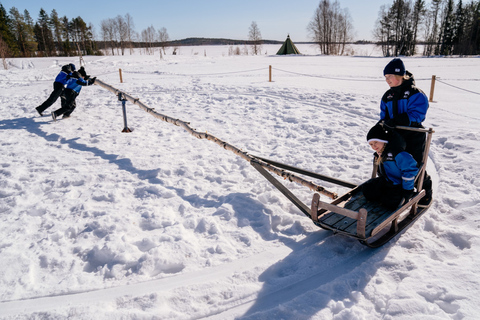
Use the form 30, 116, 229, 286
0, 235, 380, 319
0, 246, 291, 317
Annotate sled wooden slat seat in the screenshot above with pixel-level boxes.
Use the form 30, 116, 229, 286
318, 189, 395, 238
312, 187, 427, 247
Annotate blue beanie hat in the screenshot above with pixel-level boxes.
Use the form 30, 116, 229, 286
383, 58, 405, 76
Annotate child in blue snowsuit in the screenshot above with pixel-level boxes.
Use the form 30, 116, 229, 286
362, 124, 418, 210
380, 58, 432, 206
36, 63, 76, 116
51, 67, 95, 120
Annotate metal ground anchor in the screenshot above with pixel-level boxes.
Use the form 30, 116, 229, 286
118, 92, 132, 133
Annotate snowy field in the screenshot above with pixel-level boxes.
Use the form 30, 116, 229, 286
0, 43, 479, 319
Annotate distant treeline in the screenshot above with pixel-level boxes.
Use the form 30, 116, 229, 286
1, 0, 479, 60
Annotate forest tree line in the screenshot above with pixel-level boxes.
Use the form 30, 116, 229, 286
374, 0, 480, 56
1, 0, 479, 60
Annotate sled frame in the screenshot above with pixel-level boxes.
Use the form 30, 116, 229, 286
251, 126, 434, 248
311, 126, 434, 247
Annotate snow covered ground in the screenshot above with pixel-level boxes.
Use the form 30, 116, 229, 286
0, 43, 479, 319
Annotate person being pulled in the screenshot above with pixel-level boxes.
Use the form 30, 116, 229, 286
362, 124, 418, 210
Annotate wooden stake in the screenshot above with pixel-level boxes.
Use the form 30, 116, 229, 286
269, 65, 272, 82
429, 75, 436, 102
119, 68, 123, 83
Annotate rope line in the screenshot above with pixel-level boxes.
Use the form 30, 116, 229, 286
436, 79, 480, 95
124, 67, 267, 77
272, 67, 385, 82
2, 66, 479, 97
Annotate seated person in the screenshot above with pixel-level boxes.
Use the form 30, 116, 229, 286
362, 124, 418, 209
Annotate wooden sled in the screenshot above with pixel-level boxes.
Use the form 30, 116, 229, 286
251, 126, 434, 248
311, 187, 429, 247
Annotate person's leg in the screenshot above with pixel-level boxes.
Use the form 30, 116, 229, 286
37, 82, 64, 114
381, 184, 403, 209
362, 177, 384, 202
62, 93, 78, 118
52, 89, 75, 119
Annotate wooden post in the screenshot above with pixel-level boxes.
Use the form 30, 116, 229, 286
119, 68, 123, 83
429, 75, 436, 102
269, 65, 272, 82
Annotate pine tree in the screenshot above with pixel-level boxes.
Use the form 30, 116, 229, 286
423, 0, 442, 56
50, 9, 64, 55
440, 0, 455, 55
34, 8, 55, 56
61, 16, 73, 56
0, 3, 17, 57
452, 0, 465, 55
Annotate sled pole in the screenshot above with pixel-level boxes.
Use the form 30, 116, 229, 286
251, 160, 311, 217
253, 155, 357, 188
118, 93, 132, 133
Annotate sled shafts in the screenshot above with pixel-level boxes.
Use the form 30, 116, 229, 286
253, 155, 357, 189
95, 79, 337, 199
251, 161, 311, 217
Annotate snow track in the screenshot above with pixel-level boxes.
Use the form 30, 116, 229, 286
0, 246, 292, 317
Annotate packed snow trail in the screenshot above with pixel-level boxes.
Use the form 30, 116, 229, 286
0, 246, 291, 317
0, 233, 379, 319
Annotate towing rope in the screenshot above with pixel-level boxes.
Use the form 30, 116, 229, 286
94, 79, 338, 199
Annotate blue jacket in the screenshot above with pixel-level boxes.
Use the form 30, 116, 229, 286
376, 132, 419, 190
54, 71, 71, 85
54, 65, 74, 85
378, 151, 418, 190
65, 77, 90, 93
380, 75, 429, 125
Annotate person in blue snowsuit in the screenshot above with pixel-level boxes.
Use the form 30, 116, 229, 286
380, 58, 432, 206
36, 63, 76, 116
51, 67, 95, 120
362, 124, 419, 210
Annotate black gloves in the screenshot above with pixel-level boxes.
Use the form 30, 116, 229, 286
88, 77, 96, 85
383, 118, 396, 129
402, 189, 414, 204
382, 113, 410, 129
79, 66, 88, 78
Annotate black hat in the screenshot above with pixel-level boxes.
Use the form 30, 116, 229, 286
367, 124, 389, 144
383, 58, 405, 76
78, 66, 87, 78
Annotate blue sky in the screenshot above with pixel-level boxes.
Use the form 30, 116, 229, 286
1, 0, 392, 41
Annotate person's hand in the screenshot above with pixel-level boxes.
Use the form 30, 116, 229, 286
383, 118, 396, 129
402, 189, 414, 203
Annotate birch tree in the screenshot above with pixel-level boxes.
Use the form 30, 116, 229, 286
308, 0, 353, 55
248, 21, 262, 55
